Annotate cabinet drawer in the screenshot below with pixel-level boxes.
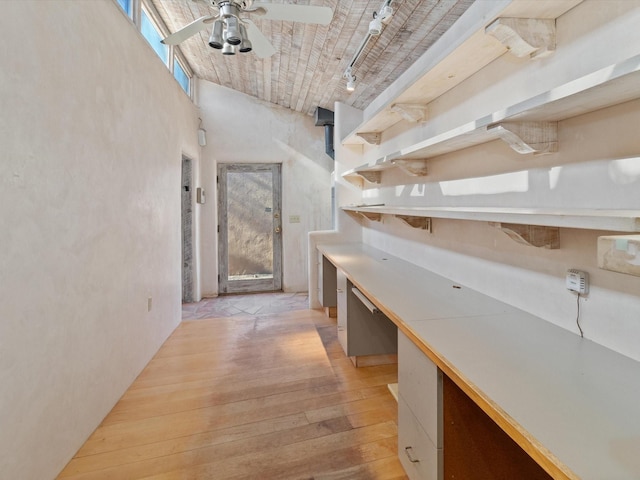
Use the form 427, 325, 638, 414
398, 331, 442, 448
398, 396, 443, 480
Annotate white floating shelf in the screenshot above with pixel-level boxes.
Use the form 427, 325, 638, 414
343, 158, 429, 188
342, 53, 640, 191
342, 205, 640, 233
358, 54, 640, 165
342, 0, 583, 145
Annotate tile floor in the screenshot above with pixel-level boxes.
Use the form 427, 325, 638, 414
182, 291, 309, 320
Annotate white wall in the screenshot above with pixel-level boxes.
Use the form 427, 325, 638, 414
197, 81, 333, 295
332, 0, 640, 361
0, 2, 200, 479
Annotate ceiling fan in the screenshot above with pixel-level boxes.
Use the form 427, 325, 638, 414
161, 0, 333, 58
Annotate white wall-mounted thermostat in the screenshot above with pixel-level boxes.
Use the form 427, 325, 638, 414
566, 269, 588, 295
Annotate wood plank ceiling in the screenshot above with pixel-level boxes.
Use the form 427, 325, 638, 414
151, 0, 475, 116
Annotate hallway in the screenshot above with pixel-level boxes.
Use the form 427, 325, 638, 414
57, 308, 404, 479
182, 292, 309, 320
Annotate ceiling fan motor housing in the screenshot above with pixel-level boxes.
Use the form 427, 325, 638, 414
214, 0, 254, 11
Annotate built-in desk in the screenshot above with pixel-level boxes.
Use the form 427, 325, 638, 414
318, 243, 640, 480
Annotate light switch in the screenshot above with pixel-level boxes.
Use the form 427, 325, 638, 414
196, 188, 206, 204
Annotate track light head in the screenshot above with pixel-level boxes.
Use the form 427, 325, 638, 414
344, 68, 356, 92
208, 19, 224, 49
368, 17, 383, 35
379, 5, 394, 23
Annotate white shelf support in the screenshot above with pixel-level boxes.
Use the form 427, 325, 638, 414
358, 170, 382, 184
391, 158, 429, 176
488, 121, 558, 155
390, 103, 428, 123
345, 209, 382, 223
597, 235, 640, 277
356, 131, 382, 145
396, 215, 432, 232
485, 17, 556, 59
490, 222, 560, 249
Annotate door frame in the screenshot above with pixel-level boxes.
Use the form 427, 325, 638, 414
217, 163, 283, 294
181, 156, 194, 303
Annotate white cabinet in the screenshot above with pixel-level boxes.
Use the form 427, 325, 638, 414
398, 330, 443, 480
398, 397, 443, 480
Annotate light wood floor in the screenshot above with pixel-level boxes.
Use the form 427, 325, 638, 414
57, 309, 407, 479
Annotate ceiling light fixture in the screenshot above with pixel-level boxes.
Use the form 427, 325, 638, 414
209, 19, 224, 49
368, 17, 383, 36
239, 24, 252, 53
205, 2, 253, 55
343, 0, 395, 91
222, 43, 236, 55
345, 68, 356, 92
224, 16, 242, 45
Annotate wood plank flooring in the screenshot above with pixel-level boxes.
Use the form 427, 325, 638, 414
57, 309, 407, 479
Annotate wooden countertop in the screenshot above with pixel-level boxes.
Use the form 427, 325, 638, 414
318, 243, 640, 480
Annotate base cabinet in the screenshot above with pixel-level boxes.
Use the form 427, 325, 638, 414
398, 331, 443, 480
399, 397, 443, 480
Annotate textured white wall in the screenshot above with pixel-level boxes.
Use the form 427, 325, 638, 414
334, 1, 640, 360
197, 81, 333, 294
0, 2, 200, 479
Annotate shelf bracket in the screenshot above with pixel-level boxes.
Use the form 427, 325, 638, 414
390, 103, 428, 123
356, 132, 382, 145
358, 170, 382, 184
597, 235, 640, 277
488, 121, 558, 155
343, 173, 365, 189
345, 209, 382, 222
485, 17, 556, 59
396, 215, 432, 232
390, 158, 429, 176
490, 222, 560, 249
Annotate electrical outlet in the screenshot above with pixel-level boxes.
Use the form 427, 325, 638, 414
566, 269, 588, 295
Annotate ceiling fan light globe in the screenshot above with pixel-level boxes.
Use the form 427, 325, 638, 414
239, 40, 252, 53
222, 43, 236, 55
209, 20, 224, 49
224, 16, 242, 45
224, 32, 242, 45
238, 24, 252, 53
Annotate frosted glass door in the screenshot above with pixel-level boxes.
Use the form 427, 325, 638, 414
217, 164, 282, 293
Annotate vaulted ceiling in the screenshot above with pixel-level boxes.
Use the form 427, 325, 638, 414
151, 0, 475, 116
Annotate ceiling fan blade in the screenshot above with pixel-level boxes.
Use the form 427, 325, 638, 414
245, 20, 277, 58
161, 15, 217, 45
251, 3, 333, 25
